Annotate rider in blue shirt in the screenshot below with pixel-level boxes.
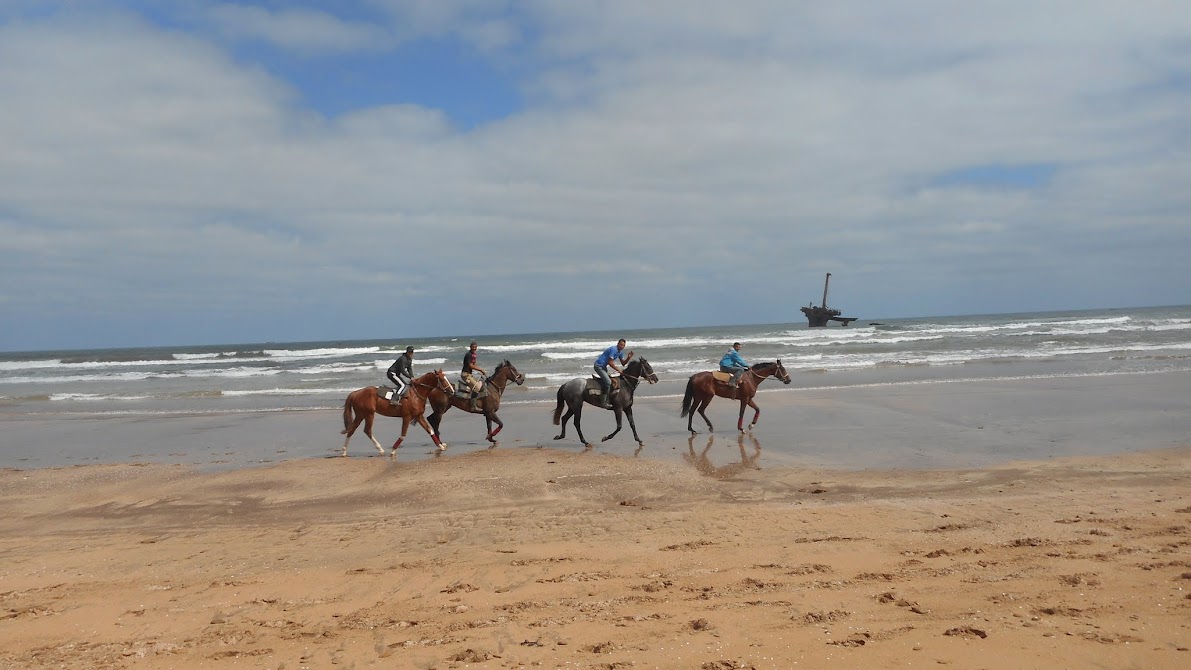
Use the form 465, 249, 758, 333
594, 338, 633, 408
719, 342, 749, 388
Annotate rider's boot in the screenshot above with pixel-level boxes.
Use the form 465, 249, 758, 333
470, 392, 479, 411
600, 391, 612, 409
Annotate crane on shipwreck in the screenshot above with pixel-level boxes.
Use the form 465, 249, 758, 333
800, 273, 857, 327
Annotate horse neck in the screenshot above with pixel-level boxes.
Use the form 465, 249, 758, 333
620, 364, 642, 387
488, 366, 510, 392
749, 364, 776, 381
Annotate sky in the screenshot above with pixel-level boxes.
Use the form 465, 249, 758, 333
1, 1, 1189, 351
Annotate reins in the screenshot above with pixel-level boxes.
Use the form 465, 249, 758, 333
745, 362, 788, 384
746, 363, 779, 382
619, 360, 656, 390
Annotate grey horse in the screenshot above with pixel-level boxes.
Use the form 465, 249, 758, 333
552, 357, 658, 448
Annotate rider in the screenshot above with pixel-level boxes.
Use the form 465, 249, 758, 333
719, 342, 749, 392
387, 346, 415, 401
460, 341, 487, 410
594, 338, 633, 409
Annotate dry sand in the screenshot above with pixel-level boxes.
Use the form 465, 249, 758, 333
2, 437, 1189, 669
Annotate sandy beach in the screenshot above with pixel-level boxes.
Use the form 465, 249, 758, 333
2, 378, 1190, 669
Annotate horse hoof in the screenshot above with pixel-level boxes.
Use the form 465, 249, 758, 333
583, 443, 594, 450
554, 434, 565, 441
601, 436, 612, 443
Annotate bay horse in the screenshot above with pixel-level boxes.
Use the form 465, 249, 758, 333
680, 360, 790, 434
552, 358, 658, 449
340, 369, 454, 456
427, 360, 525, 444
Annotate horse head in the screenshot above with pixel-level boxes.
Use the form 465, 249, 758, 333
773, 359, 791, 384
628, 357, 659, 384
433, 368, 455, 395
496, 359, 525, 385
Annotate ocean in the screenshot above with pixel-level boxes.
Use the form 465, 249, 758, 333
3, 305, 1190, 470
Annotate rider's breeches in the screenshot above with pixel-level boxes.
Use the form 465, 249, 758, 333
720, 364, 747, 385
389, 373, 408, 395
461, 372, 482, 393
594, 365, 612, 393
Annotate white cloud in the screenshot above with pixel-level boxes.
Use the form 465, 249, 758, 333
0, 2, 1189, 349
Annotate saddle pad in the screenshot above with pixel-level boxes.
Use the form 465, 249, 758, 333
711, 371, 732, 383
376, 386, 396, 400
454, 387, 488, 399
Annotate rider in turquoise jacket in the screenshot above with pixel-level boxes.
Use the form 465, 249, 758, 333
719, 342, 749, 388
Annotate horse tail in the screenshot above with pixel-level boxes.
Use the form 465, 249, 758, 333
552, 385, 565, 425
680, 377, 695, 418
341, 392, 354, 434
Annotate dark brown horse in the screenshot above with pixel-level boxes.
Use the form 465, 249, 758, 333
340, 369, 454, 456
427, 360, 525, 444
679, 360, 790, 434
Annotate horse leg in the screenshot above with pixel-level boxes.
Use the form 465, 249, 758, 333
571, 405, 592, 448
697, 397, 714, 433
364, 412, 386, 454
686, 391, 703, 434
341, 412, 365, 457
625, 406, 644, 446
554, 399, 577, 441
747, 397, 761, 429
428, 410, 443, 443
737, 397, 749, 432
601, 406, 624, 442
485, 412, 503, 443
416, 414, 446, 451
391, 417, 411, 454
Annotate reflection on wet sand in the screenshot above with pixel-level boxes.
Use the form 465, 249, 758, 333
683, 433, 762, 479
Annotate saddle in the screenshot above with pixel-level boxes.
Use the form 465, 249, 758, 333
376, 386, 406, 403
711, 371, 733, 383
453, 379, 488, 400
584, 377, 620, 398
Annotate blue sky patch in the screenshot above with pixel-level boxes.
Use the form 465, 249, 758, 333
232, 37, 526, 130
930, 163, 1058, 189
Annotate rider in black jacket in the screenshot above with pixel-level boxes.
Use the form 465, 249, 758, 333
387, 346, 415, 399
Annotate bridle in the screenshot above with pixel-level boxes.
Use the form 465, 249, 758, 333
485, 361, 523, 393
746, 362, 788, 383
621, 359, 658, 387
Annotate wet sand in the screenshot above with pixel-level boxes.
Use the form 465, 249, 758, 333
1, 373, 1190, 668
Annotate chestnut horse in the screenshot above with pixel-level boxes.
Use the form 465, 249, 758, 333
427, 360, 525, 444
552, 357, 658, 449
340, 369, 454, 456
679, 360, 790, 434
